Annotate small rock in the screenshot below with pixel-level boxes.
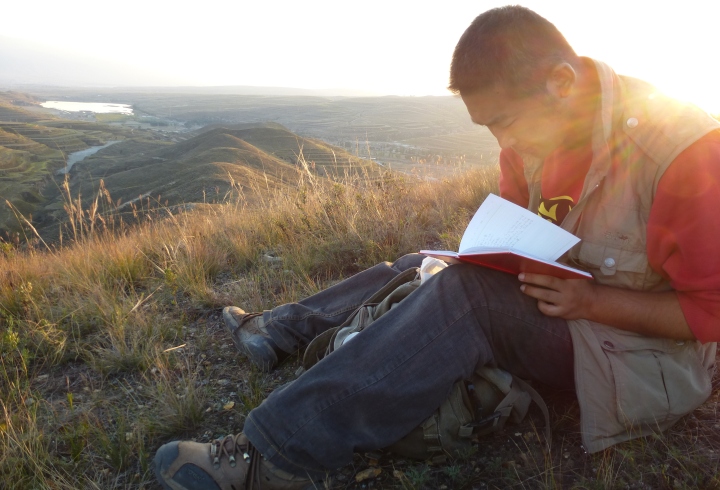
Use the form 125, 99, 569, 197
223, 401, 235, 411
125, 432, 133, 441
25, 398, 35, 406
217, 379, 230, 386
563, 452, 570, 459
355, 468, 382, 483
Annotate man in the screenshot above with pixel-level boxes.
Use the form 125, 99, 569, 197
154, 6, 720, 489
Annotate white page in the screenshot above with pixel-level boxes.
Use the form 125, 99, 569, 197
458, 194, 580, 261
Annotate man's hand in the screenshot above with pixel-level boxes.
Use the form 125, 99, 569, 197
518, 273, 596, 320
518, 272, 697, 340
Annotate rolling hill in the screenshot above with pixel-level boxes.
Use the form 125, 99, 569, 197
60, 123, 379, 214
0, 108, 381, 240
0, 96, 144, 235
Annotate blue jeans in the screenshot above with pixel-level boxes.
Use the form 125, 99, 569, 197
244, 254, 574, 479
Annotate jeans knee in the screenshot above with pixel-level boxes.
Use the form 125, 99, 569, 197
391, 253, 424, 272
432, 263, 496, 290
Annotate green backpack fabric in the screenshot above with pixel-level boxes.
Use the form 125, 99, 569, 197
301, 267, 551, 463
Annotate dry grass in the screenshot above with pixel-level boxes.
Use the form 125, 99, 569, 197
1, 158, 719, 489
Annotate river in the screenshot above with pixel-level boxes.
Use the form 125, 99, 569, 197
57, 141, 120, 175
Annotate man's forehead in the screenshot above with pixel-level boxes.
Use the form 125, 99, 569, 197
460, 88, 513, 126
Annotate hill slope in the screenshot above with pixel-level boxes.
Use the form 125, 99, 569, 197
26, 123, 380, 239
0, 104, 141, 235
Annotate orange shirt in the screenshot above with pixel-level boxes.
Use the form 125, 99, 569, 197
499, 130, 720, 342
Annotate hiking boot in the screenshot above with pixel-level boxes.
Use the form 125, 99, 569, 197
154, 432, 313, 490
223, 306, 288, 372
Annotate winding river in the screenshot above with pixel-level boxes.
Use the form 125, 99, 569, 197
57, 140, 120, 175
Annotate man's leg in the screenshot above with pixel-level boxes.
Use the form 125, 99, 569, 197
244, 264, 574, 478
234, 254, 424, 355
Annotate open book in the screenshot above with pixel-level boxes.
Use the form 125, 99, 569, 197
420, 194, 592, 280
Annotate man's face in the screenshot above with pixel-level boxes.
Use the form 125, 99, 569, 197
461, 86, 569, 161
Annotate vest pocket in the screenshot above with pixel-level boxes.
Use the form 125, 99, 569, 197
574, 242, 647, 275
602, 339, 711, 429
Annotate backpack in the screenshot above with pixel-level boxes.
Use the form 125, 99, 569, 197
301, 267, 551, 463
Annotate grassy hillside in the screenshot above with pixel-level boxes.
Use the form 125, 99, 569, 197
0, 93, 374, 243
189, 124, 376, 176
40, 124, 381, 242
1, 163, 719, 489
0, 95, 147, 236
0, 121, 119, 235
0, 92, 45, 123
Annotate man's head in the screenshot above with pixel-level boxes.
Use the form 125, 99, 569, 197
450, 6, 593, 160
449, 6, 579, 98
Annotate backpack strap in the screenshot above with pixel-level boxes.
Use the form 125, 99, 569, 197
301, 267, 420, 371
418, 380, 475, 464
469, 367, 552, 449
511, 375, 552, 450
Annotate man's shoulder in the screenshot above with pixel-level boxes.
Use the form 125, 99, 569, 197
618, 76, 720, 169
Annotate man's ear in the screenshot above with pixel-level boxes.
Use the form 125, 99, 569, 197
546, 62, 576, 98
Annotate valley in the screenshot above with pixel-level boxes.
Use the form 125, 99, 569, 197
0, 89, 499, 241
29, 87, 500, 170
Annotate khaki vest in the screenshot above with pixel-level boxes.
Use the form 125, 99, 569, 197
523, 60, 720, 452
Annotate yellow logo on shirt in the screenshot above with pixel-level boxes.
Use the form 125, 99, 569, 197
538, 195, 574, 224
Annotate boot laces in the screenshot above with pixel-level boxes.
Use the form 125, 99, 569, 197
209, 434, 262, 489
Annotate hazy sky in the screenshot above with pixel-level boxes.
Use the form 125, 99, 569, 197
3, 0, 719, 112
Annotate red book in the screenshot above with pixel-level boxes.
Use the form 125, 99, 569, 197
420, 194, 592, 280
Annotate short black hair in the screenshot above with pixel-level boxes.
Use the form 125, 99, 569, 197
449, 6, 579, 97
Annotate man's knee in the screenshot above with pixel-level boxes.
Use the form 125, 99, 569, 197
391, 253, 425, 272
431, 262, 504, 290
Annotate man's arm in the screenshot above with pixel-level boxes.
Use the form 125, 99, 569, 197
518, 274, 695, 340
518, 130, 720, 342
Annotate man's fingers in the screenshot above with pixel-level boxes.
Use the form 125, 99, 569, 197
537, 300, 562, 317
520, 283, 558, 303
518, 272, 559, 288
